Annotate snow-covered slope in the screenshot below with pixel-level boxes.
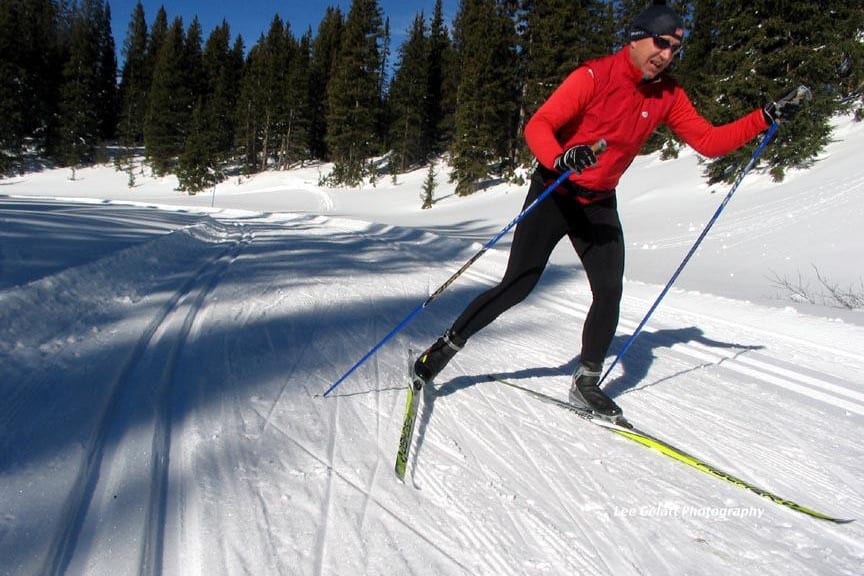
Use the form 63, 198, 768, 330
1, 116, 863, 575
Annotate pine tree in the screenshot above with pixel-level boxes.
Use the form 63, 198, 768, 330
309, 7, 343, 161
146, 5, 169, 83
421, 161, 436, 209
235, 16, 293, 174
388, 12, 431, 172
282, 29, 313, 167
57, 0, 109, 171
427, 0, 453, 152
0, 1, 28, 171
118, 1, 149, 149
450, 0, 520, 195
177, 98, 215, 192
325, 0, 386, 185
184, 16, 206, 108
202, 21, 242, 163
94, 1, 117, 141
679, 0, 859, 182
1, 0, 64, 171
144, 17, 191, 174
518, 0, 609, 164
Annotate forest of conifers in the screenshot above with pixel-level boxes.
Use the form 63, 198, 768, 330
1, 0, 861, 192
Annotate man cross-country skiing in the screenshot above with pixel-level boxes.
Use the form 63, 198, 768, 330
413, 0, 805, 420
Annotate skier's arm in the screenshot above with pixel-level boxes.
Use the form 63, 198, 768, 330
665, 88, 769, 158
524, 66, 595, 169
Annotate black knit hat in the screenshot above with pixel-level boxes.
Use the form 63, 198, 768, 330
629, 1, 684, 42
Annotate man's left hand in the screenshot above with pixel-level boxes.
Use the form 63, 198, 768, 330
763, 85, 813, 124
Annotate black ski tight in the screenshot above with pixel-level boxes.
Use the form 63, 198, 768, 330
451, 170, 624, 366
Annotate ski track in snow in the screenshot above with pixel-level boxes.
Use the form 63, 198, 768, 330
40, 224, 249, 576
2, 200, 863, 575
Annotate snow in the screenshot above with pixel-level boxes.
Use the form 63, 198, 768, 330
2, 115, 864, 575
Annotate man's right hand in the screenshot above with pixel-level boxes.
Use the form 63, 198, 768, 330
554, 144, 598, 174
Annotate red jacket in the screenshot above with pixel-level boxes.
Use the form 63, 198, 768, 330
524, 47, 768, 199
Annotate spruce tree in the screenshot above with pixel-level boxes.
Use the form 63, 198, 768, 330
94, 1, 117, 141
388, 12, 431, 172
1, 0, 63, 170
118, 1, 149, 148
184, 16, 206, 108
0, 1, 28, 171
144, 17, 191, 174
57, 0, 108, 171
202, 21, 242, 164
235, 16, 292, 174
427, 0, 453, 152
518, 0, 609, 164
325, 0, 386, 185
309, 7, 344, 161
146, 6, 169, 83
282, 29, 313, 167
177, 98, 215, 192
679, 0, 859, 182
421, 162, 437, 209
450, 0, 520, 195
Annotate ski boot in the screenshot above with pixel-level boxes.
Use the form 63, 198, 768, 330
569, 361, 623, 422
413, 329, 465, 386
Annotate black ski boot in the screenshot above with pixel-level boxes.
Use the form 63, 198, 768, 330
413, 329, 465, 385
569, 361, 622, 420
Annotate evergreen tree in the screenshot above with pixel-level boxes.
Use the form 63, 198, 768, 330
0, 0, 63, 171
421, 161, 436, 209
0, 1, 28, 171
144, 17, 191, 174
309, 7, 343, 160
679, 0, 860, 182
118, 1, 149, 148
184, 16, 206, 106
282, 29, 313, 167
427, 0, 454, 151
145, 5, 169, 83
325, 0, 386, 185
57, 0, 109, 171
177, 98, 215, 192
202, 21, 243, 162
94, 0, 117, 140
235, 16, 291, 173
450, 0, 520, 195
388, 12, 431, 172
518, 0, 609, 163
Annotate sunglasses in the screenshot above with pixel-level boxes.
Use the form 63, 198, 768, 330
652, 34, 683, 55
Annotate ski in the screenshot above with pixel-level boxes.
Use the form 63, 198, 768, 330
489, 375, 853, 524
395, 349, 423, 481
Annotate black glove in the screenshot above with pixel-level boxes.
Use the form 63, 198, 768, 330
763, 85, 812, 124
554, 144, 597, 174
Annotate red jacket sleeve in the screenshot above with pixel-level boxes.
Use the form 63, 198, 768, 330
524, 66, 595, 169
666, 89, 769, 158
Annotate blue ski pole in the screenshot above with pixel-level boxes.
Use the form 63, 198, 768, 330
322, 140, 607, 397
599, 123, 782, 385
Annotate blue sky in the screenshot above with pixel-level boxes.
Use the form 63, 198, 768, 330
110, 1, 460, 56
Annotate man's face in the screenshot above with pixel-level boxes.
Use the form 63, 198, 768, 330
628, 29, 684, 80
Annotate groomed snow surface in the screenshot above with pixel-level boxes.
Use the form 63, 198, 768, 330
2, 116, 863, 575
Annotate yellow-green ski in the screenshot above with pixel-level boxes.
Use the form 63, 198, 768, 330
489, 375, 853, 524
395, 350, 423, 481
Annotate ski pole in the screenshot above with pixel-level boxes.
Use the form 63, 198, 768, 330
322, 140, 607, 397
599, 122, 783, 385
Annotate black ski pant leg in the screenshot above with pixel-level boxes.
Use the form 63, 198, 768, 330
565, 199, 625, 366
451, 173, 569, 339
